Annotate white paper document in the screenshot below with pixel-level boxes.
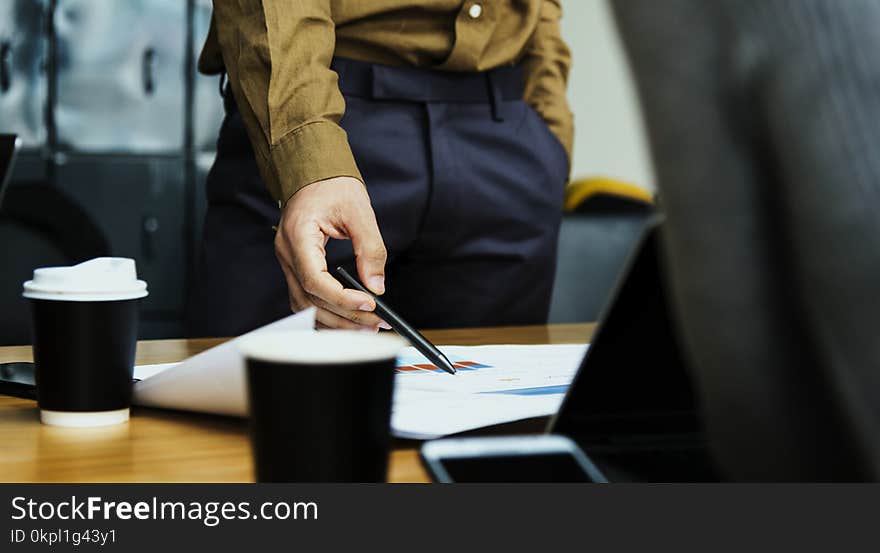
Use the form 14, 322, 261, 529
133, 309, 316, 416
132, 313, 587, 439
391, 344, 587, 438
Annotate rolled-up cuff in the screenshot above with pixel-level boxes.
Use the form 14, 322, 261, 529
267, 121, 363, 205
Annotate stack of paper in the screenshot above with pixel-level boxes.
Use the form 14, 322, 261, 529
132, 310, 588, 439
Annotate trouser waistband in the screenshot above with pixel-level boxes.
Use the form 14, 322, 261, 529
330, 56, 523, 104
221, 57, 523, 120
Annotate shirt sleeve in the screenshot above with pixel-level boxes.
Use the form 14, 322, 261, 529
211, 0, 363, 205
522, 0, 574, 168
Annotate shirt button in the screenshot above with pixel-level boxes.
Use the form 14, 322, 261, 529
468, 3, 482, 19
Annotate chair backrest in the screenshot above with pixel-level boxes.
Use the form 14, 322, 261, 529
614, 0, 880, 481
550, 212, 651, 323
550, 179, 653, 323
0, 183, 110, 345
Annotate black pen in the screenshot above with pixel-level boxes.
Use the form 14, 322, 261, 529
335, 266, 456, 375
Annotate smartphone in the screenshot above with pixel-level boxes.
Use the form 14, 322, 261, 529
419, 435, 608, 483
0, 362, 36, 400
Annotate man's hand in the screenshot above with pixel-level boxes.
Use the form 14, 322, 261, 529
275, 176, 390, 331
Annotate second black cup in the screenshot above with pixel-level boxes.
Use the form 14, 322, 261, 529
239, 330, 404, 482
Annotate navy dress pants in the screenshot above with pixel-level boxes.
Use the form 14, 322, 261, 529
187, 58, 568, 337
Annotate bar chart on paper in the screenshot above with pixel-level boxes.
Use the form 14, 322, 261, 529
394, 344, 587, 396
391, 344, 589, 438
396, 354, 492, 374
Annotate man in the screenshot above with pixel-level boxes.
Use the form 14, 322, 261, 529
187, 1, 572, 336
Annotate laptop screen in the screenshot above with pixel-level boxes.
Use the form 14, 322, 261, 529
550, 220, 702, 443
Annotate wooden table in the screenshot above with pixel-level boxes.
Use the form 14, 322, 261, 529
0, 323, 593, 483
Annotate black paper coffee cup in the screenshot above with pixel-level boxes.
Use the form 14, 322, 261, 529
23, 257, 148, 427
239, 330, 404, 482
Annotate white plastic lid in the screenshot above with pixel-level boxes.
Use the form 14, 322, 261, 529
239, 330, 406, 365
23, 257, 148, 302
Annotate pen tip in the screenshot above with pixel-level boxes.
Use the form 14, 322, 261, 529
440, 355, 457, 375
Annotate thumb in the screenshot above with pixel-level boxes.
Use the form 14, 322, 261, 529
346, 204, 387, 295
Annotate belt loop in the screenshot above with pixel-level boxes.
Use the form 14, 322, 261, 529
487, 71, 504, 122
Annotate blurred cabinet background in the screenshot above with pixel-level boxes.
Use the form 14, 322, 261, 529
0, 0, 46, 149
0, 0, 224, 344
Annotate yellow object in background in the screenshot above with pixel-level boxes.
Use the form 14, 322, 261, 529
564, 177, 654, 213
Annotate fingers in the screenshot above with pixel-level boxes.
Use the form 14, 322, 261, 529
315, 306, 380, 332
282, 219, 376, 312
277, 241, 383, 330
345, 201, 388, 295
315, 316, 381, 331
273, 176, 388, 329
304, 284, 388, 328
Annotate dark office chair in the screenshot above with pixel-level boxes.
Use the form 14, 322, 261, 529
550, 177, 653, 323
614, 0, 880, 480
0, 183, 109, 345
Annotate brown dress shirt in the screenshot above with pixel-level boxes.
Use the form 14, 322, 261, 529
199, 1, 573, 204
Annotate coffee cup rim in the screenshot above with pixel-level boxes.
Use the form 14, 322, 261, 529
22, 257, 148, 302
22, 285, 148, 302
238, 330, 407, 365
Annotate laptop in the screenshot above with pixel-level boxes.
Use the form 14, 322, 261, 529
0, 134, 21, 209
547, 219, 722, 482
